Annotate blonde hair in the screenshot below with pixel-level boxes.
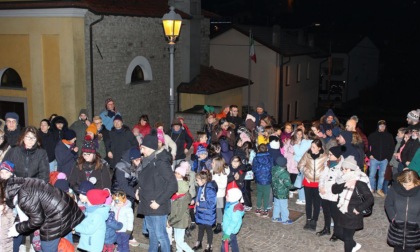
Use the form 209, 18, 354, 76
397, 170, 420, 187
212, 156, 227, 175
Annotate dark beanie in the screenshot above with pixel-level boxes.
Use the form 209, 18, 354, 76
54, 179, 70, 193
78, 180, 95, 195
329, 146, 342, 159
5, 112, 19, 122
82, 141, 96, 153
129, 147, 141, 160
275, 156, 287, 167
113, 114, 123, 122
63, 129, 76, 140
142, 130, 158, 150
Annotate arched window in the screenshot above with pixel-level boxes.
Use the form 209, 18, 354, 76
0, 68, 23, 88
125, 56, 153, 85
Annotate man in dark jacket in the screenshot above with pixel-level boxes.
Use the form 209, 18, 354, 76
226, 105, 244, 135
69, 109, 91, 154
168, 118, 193, 166
136, 132, 177, 252
107, 115, 137, 169
4, 177, 84, 251
4, 112, 22, 147
367, 120, 395, 197
337, 131, 364, 169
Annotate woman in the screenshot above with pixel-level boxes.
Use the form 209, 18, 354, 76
69, 140, 112, 194
203, 113, 217, 145
385, 170, 420, 252
211, 118, 236, 149
3, 126, 49, 183
39, 119, 57, 171
332, 156, 374, 252
0, 129, 11, 162
292, 129, 312, 205
133, 114, 151, 137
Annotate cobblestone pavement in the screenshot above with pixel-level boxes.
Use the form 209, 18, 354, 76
130, 186, 393, 252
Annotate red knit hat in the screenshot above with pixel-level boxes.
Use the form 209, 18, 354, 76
87, 189, 110, 205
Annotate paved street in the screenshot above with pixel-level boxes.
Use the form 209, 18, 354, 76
131, 185, 393, 252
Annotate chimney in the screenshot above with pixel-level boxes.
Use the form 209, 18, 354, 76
272, 25, 281, 47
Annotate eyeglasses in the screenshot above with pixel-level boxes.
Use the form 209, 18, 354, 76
24, 136, 37, 141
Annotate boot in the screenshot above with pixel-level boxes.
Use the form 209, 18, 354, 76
316, 227, 331, 236
204, 245, 213, 252
329, 234, 338, 242
309, 220, 317, 231
192, 242, 202, 251
303, 219, 311, 230
213, 223, 222, 234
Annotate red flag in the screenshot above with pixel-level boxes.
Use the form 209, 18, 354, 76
249, 32, 256, 63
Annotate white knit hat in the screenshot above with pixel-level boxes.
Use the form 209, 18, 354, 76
227, 188, 243, 203
342, 156, 359, 170
407, 110, 419, 122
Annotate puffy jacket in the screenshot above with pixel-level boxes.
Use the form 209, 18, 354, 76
252, 152, 273, 185
318, 161, 341, 202
112, 158, 139, 202
293, 139, 312, 163
283, 140, 298, 174
271, 166, 293, 199
5, 177, 85, 241
168, 192, 192, 229
195, 181, 217, 226
4, 145, 49, 183
104, 211, 123, 245
75, 204, 109, 252
222, 201, 244, 236
298, 151, 328, 187
69, 159, 112, 194
112, 201, 134, 232
137, 150, 178, 216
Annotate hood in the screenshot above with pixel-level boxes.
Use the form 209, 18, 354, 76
51, 116, 69, 131
393, 182, 420, 197
5, 177, 26, 202
325, 109, 336, 118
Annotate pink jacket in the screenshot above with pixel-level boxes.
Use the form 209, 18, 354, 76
283, 140, 298, 174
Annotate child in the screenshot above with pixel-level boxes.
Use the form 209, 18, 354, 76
252, 144, 273, 217
211, 156, 229, 234
103, 210, 123, 252
75, 189, 110, 252
221, 186, 245, 252
271, 156, 294, 224
256, 126, 268, 146
77, 179, 96, 212
280, 122, 293, 144
168, 165, 194, 252
317, 146, 342, 240
0, 160, 14, 180
234, 141, 254, 211
192, 145, 211, 173
111, 191, 134, 252
193, 131, 209, 156
193, 170, 217, 252
227, 156, 245, 190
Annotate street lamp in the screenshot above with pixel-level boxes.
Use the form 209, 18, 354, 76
162, 6, 182, 123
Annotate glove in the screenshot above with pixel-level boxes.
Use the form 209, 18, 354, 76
222, 233, 230, 241
8, 223, 19, 237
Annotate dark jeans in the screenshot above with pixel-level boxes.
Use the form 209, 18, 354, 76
220, 233, 239, 252
244, 180, 252, 207
394, 247, 416, 252
40, 238, 60, 252
290, 173, 297, 185
197, 224, 213, 246
116, 232, 130, 252
304, 187, 321, 221
321, 199, 338, 230
334, 226, 356, 252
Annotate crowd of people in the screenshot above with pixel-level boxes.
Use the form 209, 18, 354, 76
1, 98, 420, 252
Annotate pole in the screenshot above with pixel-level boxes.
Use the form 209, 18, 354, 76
247, 29, 252, 114
169, 44, 175, 123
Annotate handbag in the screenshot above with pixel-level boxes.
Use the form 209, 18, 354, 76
354, 186, 372, 216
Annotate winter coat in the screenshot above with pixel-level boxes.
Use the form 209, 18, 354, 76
107, 125, 137, 168
168, 192, 192, 229
50, 116, 69, 143
252, 152, 273, 185
192, 157, 211, 173
99, 110, 121, 131
212, 127, 236, 148
5, 177, 85, 241
69, 160, 112, 194
401, 139, 420, 166
112, 201, 134, 232
340, 132, 364, 169
220, 137, 233, 164
390, 137, 404, 168
70, 119, 89, 154
332, 181, 373, 230
271, 165, 294, 199
408, 148, 420, 176
226, 115, 244, 135
132, 123, 151, 137
137, 150, 178, 216
298, 151, 328, 188
293, 139, 312, 163
319, 110, 341, 143
0, 205, 14, 251
283, 140, 298, 174
212, 167, 229, 198
195, 181, 217, 226
163, 134, 177, 158
55, 140, 78, 177
75, 204, 110, 252
112, 155, 139, 201
318, 161, 341, 202
168, 129, 193, 160
3, 125, 21, 147
227, 164, 246, 189
367, 131, 395, 161
4, 145, 49, 183
221, 201, 244, 236
104, 211, 123, 245
39, 130, 56, 162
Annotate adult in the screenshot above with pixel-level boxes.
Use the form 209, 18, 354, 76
70, 109, 91, 154
55, 129, 78, 177
385, 170, 420, 252
291, 129, 312, 205
367, 120, 395, 197
226, 105, 244, 134
346, 116, 368, 154
39, 119, 57, 172
3, 126, 49, 183
69, 140, 111, 193
2, 177, 84, 251
211, 118, 236, 148
92, 115, 110, 145
168, 118, 193, 165
400, 129, 420, 168
390, 128, 408, 175
132, 114, 151, 137
50, 115, 69, 143
136, 132, 178, 252
251, 102, 269, 126
332, 156, 374, 252
203, 113, 217, 145
177, 116, 194, 144
100, 98, 121, 131
155, 122, 177, 161
319, 109, 341, 143
336, 131, 363, 169
406, 109, 420, 132
106, 115, 137, 169
0, 129, 11, 162
3, 112, 21, 147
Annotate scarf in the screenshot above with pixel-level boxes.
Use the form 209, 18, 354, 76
107, 110, 116, 118
336, 168, 371, 214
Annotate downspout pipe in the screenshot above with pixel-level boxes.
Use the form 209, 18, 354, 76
89, 15, 104, 117
278, 55, 291, 122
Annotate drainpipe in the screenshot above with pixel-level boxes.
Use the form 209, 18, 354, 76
278, 55, 291, 122
89, 15, 104, 117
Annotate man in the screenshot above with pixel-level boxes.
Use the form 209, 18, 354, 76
367, 120, 395, 197
100, 98, 121, 131
345, 115, 368, 153
320, 109, 341, 143
92, 115, 110, 151
107, 115, 137, 169
4, 112, 21, 147
226, 105, 244, 135
70, 109, 91, 154
406, 109, 420, 132
336, 131, 363, 169
251, 102, 268, 126
136, 132, 177, 252
168, 118, 193, 166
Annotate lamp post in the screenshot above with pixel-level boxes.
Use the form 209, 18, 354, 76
162, 6, 182, 123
